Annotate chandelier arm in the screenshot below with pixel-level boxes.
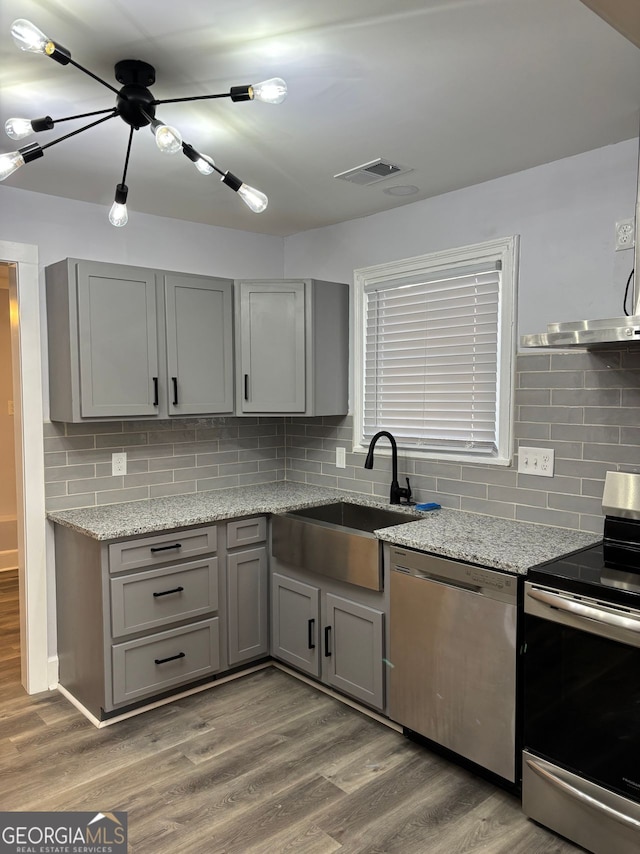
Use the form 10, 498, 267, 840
151, 93, 231, 106
120, 126, 135, 186
66, 57, 121, 96
40, 111, 119, 152
52, 107, 118, 125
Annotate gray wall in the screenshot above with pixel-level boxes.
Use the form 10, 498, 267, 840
283, 139, 638, 341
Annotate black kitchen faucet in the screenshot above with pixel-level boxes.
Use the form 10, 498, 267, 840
364, 430, 413, 505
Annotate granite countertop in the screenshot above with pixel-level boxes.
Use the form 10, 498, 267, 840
47, 481, 601, 574
378, 512, 600, 574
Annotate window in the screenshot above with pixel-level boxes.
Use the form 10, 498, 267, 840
354, 236, 518, 465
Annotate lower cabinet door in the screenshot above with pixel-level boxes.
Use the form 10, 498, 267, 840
227, 546, 268, 666
111, 617, 220, 706
324, 593, 384, 711
271, 573, 320, 677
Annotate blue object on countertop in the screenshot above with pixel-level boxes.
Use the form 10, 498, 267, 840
415, 502, 441, 511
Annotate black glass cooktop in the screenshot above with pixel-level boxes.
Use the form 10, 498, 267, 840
528, 542, 640, 608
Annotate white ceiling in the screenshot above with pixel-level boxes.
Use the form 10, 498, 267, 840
1, 0, 639, 237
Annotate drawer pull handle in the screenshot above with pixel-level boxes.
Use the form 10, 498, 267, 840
244, 373, 249, 400
152, 376, 159, 406
172, 376, 179, 406
324, 625, 332, 657
153, 586, 184, 598
308, 618, 315, 649
155, 652, 186, 665
150, 543, 182, 553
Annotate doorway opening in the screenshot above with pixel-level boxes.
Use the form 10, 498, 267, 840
0, 264, 18, 575
0, 241, 49, 695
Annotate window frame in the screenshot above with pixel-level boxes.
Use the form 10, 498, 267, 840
353, 236, 518, 466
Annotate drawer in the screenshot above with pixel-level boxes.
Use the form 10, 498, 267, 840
227, 516, 267, 549
111, 617, 220, 706
108, 525, 217, 573
110, 558, 218, 639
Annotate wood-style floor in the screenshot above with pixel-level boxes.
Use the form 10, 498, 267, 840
0, 569, 583, 853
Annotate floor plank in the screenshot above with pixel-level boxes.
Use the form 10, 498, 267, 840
0, 569, 584, 853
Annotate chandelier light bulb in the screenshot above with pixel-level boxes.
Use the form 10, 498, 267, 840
237, 182, 268, 213
109, 201, 128, 227
194, 153, 215, 176
251, 78, 287, 105
151, 120, 182, 154
11, 19, 50, 54
108, 183, 128, 227
0, 150, 25, 181
5, 117, 33, 140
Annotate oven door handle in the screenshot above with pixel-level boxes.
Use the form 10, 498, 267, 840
526, 587, 640, 634
525, 756, 640, 832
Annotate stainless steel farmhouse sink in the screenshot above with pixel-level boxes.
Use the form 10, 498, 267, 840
271, 501, 420, 591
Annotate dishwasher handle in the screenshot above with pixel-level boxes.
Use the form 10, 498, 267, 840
393, 564, 482, 594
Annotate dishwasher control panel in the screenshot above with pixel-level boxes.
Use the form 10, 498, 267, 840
390, 545, 517, 604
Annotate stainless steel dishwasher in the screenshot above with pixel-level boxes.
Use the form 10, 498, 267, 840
389, 545, 518, 783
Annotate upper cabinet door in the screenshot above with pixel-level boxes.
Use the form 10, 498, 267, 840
238, 281, 306, 413
164, 275, 234, 416
76, 262, 159, 418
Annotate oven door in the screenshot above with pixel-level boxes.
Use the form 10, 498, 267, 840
523, 581, 640, 854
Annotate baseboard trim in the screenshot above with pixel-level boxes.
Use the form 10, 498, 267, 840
47, 655, 59, 690
57, 660, 401, 733
57, 661, 273, 729
272, 661, 402, 733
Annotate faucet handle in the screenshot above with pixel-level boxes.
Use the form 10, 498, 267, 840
404, 477, 413, 505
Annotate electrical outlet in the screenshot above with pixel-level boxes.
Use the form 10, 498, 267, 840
111, 452, 127, 476
7, 400, 14, 416
518, 446, 554, 477
336, 447, 346, 469
615, 218, 635, 251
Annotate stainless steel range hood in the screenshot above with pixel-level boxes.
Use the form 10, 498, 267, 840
521, 144, 640, 350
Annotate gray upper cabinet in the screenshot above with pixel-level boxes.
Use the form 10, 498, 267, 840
164, 274, 234, 416
235, 279, 349, 416
46, 258, 234, 421
47, 260, 161, 420
77, 262, 160, 418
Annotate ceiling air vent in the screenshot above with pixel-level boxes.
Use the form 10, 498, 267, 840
334, 158, 413, 187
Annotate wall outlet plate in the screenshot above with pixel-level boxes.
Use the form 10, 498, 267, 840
336, 447, 346, 469
518, 446, 554, 477
615, 218, 635, 251
112, 452, 127, 476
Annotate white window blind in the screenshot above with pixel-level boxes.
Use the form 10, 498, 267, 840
362, 261, 504, 457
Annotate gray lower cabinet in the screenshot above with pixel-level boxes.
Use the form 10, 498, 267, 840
46, 258, 234, 421
324, 592, 384, 709
226, 517, 269, 666
271, 573, 320, 676
234, 279, 349, 416
54, 522, 224, 720
271, 571, 385, 711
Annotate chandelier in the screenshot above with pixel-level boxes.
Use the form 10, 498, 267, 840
0, 18, 287, 226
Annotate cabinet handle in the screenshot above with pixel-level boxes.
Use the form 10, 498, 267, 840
308, 618, 315, 649
150, 543, 182, 553
324, 625, 332, 657
153, 586, 184, 598
154, 651, 185, 665
152, 376, 159, 406
172, 376, 178, 405
244, 373, 249, 400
